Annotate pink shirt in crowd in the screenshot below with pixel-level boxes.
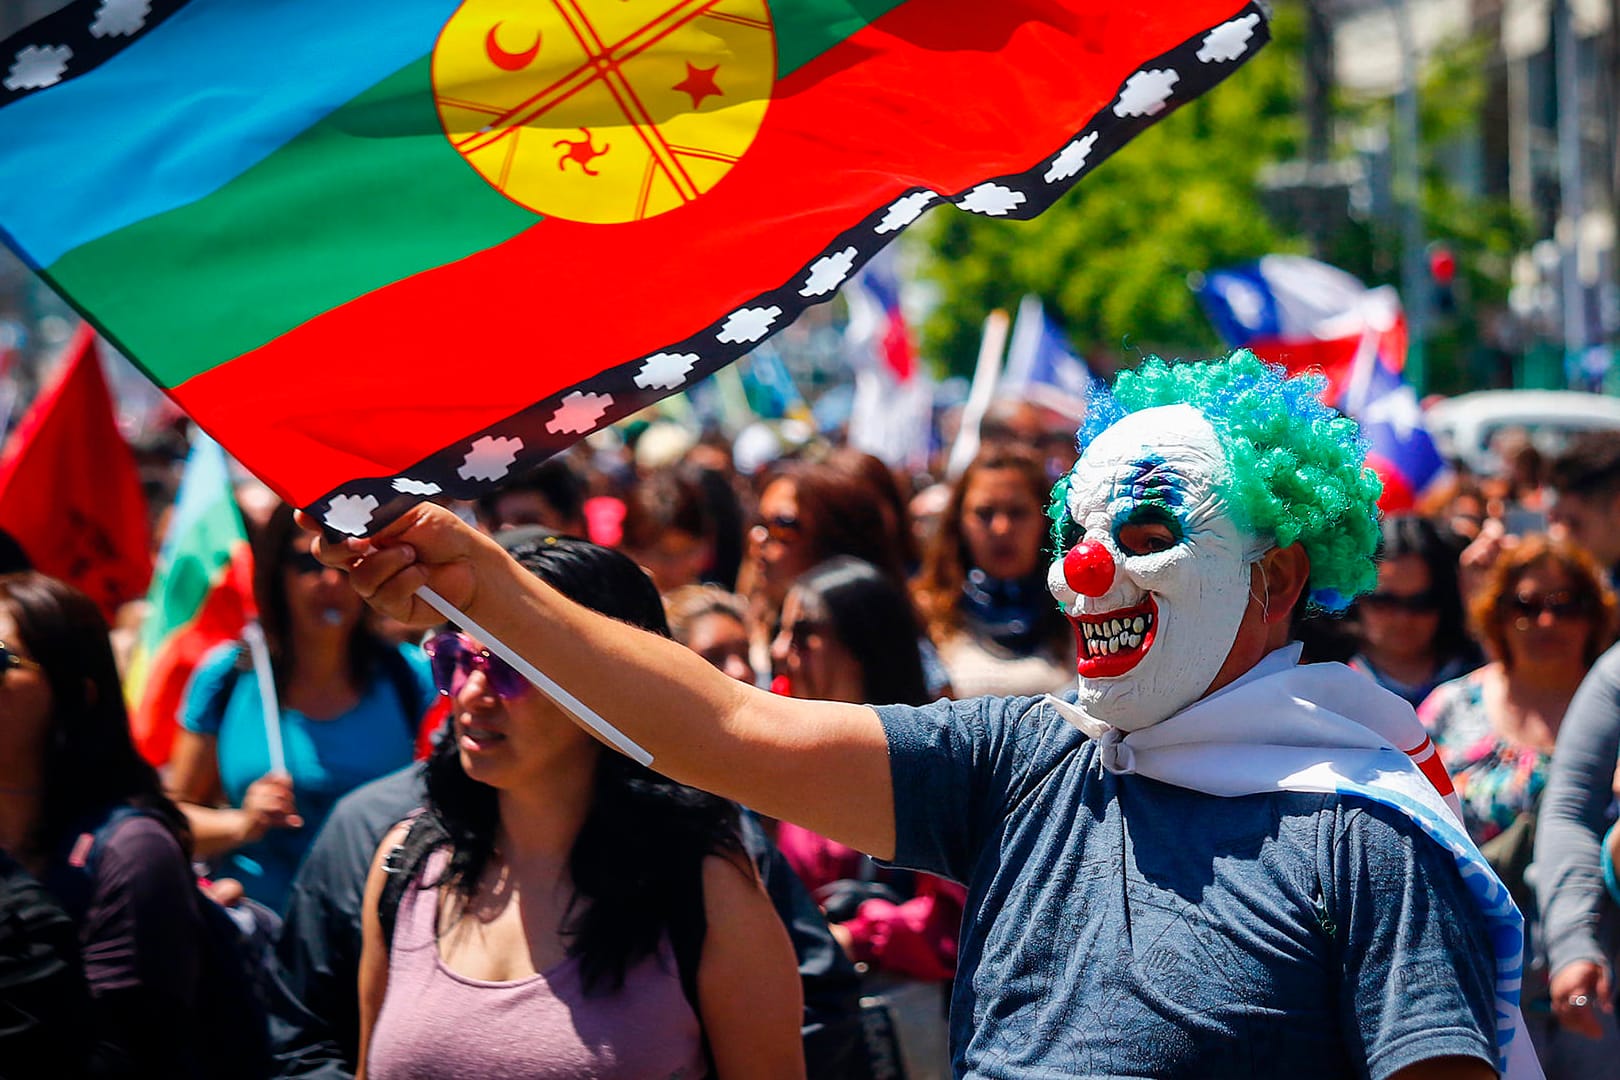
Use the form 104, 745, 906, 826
366, 849, 707, 1080
776, 821, 965, 982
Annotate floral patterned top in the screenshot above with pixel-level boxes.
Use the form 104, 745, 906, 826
1417, 669, 1551, 847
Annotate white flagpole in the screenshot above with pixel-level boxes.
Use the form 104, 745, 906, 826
945, 309, 1010, 480
414, 585, 654, 766
239, 622, 286, 777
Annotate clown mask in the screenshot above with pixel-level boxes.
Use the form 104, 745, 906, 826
1047, 404, 1270, 731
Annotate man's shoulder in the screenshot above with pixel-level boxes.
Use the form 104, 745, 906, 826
307, 766, 424, 864
877, 692, 1090, 773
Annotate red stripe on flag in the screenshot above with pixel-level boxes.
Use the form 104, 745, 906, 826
170, 0, 1252, 506
129, 543, 253, 765
1404, 736, 1458, 802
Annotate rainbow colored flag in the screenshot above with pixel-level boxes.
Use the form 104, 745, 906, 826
0, 0, 1268, 535
124, 431, 254, 765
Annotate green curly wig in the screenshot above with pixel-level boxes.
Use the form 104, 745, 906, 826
1048, 350, 1383, 613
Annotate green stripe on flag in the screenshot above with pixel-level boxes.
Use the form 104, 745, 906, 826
47, 57, 540, 389
45, 0, 909, 388
135, 434, 243, 651
775, 0, 908, 77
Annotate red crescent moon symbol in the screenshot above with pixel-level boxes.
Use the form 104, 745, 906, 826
485, 22, 541, 71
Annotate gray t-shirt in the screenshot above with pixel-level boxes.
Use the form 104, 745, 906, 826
1534, 641, 1620, 977
877, 694, 1498, 1079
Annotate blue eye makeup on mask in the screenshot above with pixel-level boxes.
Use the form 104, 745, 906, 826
1106, 457, 1189, 554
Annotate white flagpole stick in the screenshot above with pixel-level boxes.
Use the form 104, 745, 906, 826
414, 584, 654, 767
945, 308, 1010, 481
240, 622, 287, 777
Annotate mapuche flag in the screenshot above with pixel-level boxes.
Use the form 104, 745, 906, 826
124, 432, 254, 765
0, 324, 150, 620
0, 0, 1268, 536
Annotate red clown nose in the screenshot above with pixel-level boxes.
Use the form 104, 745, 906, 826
1062, 539, 1116, 597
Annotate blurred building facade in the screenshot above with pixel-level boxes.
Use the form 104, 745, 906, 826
1332, 0, 1618, 389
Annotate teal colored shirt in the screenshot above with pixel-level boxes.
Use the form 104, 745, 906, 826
180, 642, 433, 912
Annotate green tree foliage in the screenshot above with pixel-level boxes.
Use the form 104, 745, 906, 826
918, 5, 1308, 374
916, 4, 1529, 390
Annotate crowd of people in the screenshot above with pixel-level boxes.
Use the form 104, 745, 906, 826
8, 366, 1620, 1078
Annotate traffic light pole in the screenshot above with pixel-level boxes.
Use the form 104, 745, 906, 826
1390, 0, 1427, 396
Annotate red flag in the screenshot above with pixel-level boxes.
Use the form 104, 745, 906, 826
0, 325, 151, 620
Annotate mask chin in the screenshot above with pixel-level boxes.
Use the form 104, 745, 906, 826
1072, 555, 1251, 731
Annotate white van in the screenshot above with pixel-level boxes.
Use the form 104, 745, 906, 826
1424, 390, 1620, 475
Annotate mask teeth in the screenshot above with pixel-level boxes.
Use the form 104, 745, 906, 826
1077, 611, 1153, 656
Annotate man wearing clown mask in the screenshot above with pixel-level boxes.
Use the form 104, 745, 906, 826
319, 352, 1533, 1080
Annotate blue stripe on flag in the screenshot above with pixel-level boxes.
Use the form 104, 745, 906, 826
0, 0, 456, 267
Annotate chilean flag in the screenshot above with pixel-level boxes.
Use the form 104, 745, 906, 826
1340, 347, 1448, 512
1196, 256, 1444, 510
844, 247, 916, 384
1196, 255, 1406, 404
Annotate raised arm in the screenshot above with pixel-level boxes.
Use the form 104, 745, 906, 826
308, 505, 897, 859
1535, 645, 1620, 1037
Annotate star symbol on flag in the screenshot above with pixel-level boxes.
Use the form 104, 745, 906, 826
546, 391, 613, 435
635, 352, 699, 390
801, 247, 858, 297
392, 477, 443, 496
958, 183, 1025, 217
718, 306, 782, 344
324, 494, 380, 536
1365, 385, 1423, 440
458, 435, 523, 481
1114, 68, 1180, 117
4, 44, 72, 91
91, 0, 151, 37
673, 63, 722, 109
1220, 278, 1266, 330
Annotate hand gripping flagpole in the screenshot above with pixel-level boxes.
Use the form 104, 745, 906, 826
414, 584, 654, 767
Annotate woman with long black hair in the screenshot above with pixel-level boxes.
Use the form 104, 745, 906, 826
356, 535, 802, 1079
0, 572, 210, 1076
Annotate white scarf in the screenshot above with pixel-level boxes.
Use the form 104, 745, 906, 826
1046, 644, 1542, 1080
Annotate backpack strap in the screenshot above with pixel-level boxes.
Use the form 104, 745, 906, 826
377, 813, 449, 952
45, 805, 152, 924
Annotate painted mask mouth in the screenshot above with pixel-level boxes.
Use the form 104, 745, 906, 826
1069, 597, 1159, 678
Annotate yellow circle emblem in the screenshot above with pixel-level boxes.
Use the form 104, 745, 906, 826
432, 0, 775, 224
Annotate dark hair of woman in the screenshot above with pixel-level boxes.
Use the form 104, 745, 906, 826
252, 501, 394, 693
768, 458, 910, 590
619, 467, 713, 550
1372, 514, 1474, 665
0, 572, 190, 858
825, 448, 920, 570
793, 556, 931, 707
422, 534, 742, 993
912, 447, 1068, 647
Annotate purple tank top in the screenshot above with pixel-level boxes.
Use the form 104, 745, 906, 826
367, 850, 708, 1080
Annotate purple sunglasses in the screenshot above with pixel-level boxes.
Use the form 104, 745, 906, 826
423, 632, 531, 700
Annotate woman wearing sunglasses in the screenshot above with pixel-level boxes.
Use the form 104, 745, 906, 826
0, 572, 208, 1075
169, 503, 435, 913
1349, 515, 1479, 707
1418, 534, 1618, 1074
357, 535, 801, 1080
